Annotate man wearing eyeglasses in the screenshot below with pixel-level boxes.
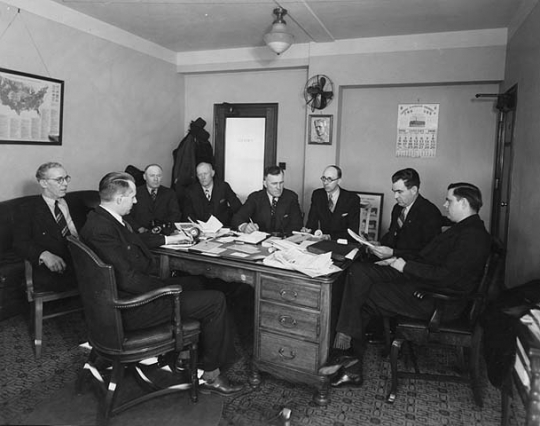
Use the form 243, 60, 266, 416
302, 165, 360, 241
14, 162, 79, 292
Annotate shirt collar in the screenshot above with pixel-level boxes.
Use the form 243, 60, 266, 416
100, 205, 125, 225
328, 187, 340, 202
42, 194, 64, 208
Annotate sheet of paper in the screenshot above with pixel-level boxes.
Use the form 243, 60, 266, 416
190, 241, 227, 254
228, 244, 260, 254
347, 228, 375, 248
197, 215, 223, 233
235, 231, 269, 244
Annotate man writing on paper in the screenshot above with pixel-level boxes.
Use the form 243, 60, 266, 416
231, 165, 303, 237
327, 183, 491, 388
127, 164, 182, 233
183, 162, 242, 227
369, 168, 442, 260
302, 165, 360, 241
80, 172, 244, 396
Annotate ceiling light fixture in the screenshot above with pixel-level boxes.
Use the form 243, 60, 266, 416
264, 7, 294, 55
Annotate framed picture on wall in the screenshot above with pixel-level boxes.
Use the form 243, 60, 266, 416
0, 67, 64, 145
308, 114, 332, 145
354, 191, 384, 241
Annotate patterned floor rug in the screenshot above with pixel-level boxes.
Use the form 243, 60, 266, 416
0, 308, 526, 426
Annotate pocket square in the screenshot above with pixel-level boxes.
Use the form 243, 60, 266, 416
283, 214, 289, 218
341, 213, 349, 217
219, 199, 226, 204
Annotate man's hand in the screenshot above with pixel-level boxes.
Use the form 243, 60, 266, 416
40, 251, 67, 273
137, 226, 148, 233
374, 257, 396, 267
389, 257, 406, 273
240, 222, 259, 234
300, 227, 312, 233
167, 233, 193, 244
369, 245, 394, 259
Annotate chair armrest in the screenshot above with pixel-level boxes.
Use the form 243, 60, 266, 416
414, 288, 477, 302
114, 285, 183, 309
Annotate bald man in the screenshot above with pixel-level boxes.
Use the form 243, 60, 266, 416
183, 162, 242, 227
303, 165, 360, 241
127, 164, 182, 233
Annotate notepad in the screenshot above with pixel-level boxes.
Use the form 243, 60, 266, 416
234, 231, 269, 245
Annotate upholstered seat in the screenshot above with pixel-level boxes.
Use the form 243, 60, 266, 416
67, 236, 201, 426
386, 238, 504, 407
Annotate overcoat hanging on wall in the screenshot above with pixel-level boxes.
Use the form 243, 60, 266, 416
171, 117, 214, 208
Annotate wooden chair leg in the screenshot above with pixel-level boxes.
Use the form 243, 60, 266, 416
189, 343, 199, 403
501, 373, 513, 426
102, 359, 124, 424
34, 298, 44, 358
469, 326, 484, 407
387, 338, 403, 403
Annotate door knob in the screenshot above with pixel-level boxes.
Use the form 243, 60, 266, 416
501, 202, 508, 207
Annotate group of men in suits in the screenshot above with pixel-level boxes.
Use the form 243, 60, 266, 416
14, 161, 491, 394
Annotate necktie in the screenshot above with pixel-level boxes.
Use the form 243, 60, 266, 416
123, 220, 133, 233
151, 189, 157, 201
270, 197, 278, 232
397, 208, 406, 228
54, 201, 70, 237
271, 197, 278, 216
205, 188, 211, 201
328, 195, 334, 213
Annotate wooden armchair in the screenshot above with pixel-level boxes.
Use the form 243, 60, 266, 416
67, 236, 201, 425
24, 260, 82, 358
386, 238, 504, 406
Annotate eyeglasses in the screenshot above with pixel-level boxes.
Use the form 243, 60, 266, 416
46, 175, 71, 184
320, 176, 339, 183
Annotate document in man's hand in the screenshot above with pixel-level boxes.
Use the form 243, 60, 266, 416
347, 228, 375, 248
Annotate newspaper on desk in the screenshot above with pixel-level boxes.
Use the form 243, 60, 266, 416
263, 240, 341, 278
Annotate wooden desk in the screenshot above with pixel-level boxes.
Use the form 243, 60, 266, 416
153, 247, 346, 405
502, 318, 540, 426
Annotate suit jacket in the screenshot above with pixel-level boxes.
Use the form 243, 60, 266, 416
128, 185, 182, 230
80, 206, 166, 297
231, 188, 303, 236
403, 214, 491, 293
380, 194, 443, 259
183, 180, 242, 226
13, 196, 78, 292
305, 188, 360, 240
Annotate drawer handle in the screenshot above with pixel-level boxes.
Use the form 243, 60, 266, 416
279, 315, 297, 328
278, 347, 296, 360
279, 289, 298, 301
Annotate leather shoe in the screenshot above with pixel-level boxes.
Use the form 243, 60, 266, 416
330, 369, 363, 387
199, 374, 244, 397
318, 356, 359, 376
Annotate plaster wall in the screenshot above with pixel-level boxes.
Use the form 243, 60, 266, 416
0, 3, 183, 200
502, 2, 540, 286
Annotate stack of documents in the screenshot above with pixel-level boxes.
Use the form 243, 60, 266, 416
263, 244, 341, 278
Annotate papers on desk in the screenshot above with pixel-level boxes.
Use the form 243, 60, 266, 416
263, 243, 341, 278
196, 215, 223, 234
234, 231, 269, 245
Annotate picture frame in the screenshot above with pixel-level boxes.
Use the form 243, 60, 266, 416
0, 67, 64, 145
354, 191, 384, 241
308, 114, 332, 145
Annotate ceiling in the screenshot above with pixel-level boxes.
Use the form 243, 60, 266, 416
48, 0, 528, 53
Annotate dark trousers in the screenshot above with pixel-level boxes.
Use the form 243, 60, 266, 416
335, 262, 436, 356
122, 276, 237, 372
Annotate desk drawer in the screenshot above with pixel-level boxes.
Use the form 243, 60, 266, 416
260, 275, 320, 309
260, 301, 319, 340
169, 257, 255, 285
259, 331, 319, 373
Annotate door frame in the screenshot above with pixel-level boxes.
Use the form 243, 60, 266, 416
213, 103, 278, 181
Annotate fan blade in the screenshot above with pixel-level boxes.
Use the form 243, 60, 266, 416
322, 91, 334, 99
307, 86, 321, 95
319, 95, 328, 109
318, 76, 326, 88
